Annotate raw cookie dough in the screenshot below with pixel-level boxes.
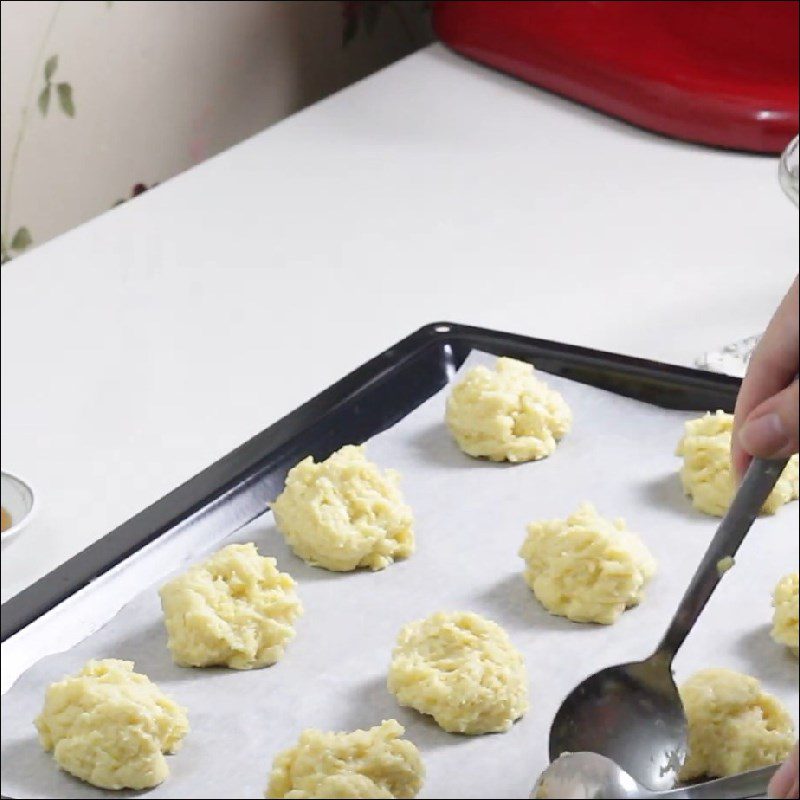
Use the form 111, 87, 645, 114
772, 572, 799, 656
676, 411, 799, 517
159, 542, 302, 669
387, 611, 529, 734
519, 503, 657, 624
35, 659, 188, 790
272, 445, 414, 571
679, 668, 795, 781
265, 719, 424, 799
445, 356, 572, 462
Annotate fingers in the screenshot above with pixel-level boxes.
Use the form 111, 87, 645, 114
769, 743, 799, 799
738, 380, 800, 460
733, 277, 799, 479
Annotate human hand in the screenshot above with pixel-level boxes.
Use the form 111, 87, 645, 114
732, 276, 799, 478
736, 277, 799, 800
769, 743, 799, 799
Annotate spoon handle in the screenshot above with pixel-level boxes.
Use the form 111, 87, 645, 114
657, 763, 778, 799
656, 455, 790, 659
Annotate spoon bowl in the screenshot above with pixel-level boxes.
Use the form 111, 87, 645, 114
549, 657, 686, 791
534, 752, 640, 799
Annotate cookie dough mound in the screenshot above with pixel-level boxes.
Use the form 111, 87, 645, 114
676, 411, 799, 517
519, 503, 657, 624
265, 719, 424, 799
35, 659, 188, 790
159, 543, 302, 669
387, 611, 529, 734
772, 572, 799, 656
679, 668, 795, 781
272, 445, 414, 572
445, 357, 572, 462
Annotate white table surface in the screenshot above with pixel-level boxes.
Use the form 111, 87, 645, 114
1, 44, 798, 603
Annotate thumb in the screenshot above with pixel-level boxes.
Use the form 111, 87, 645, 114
768, 743, 799, 798
737, 380, 799, 460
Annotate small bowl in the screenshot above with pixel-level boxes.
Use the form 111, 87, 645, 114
779, 134, 798, 207
1, 471, 36, 542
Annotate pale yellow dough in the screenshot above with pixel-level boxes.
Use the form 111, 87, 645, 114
519, 503, 657, 624
772, 572, 799, 656
265, 719, 424, 799
35, 659, 188, 790
159, 542, 302, 669
387, 611, 529, 734
679, 668, 795, 781
676, 411, 799, 517
272, 445, 414, 572
445, 357, 572, 462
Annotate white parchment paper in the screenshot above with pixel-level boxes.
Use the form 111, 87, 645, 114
2, 352, 798, 799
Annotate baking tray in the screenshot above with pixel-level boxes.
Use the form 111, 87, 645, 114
0, 322, 740, 696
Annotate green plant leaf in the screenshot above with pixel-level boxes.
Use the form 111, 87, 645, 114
38, 84, 52, 116
57, 82, 75, 117
10, 226, 33, 251
44, 54, 58, 81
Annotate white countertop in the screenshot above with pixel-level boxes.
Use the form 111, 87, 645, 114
1, 44, 798, 603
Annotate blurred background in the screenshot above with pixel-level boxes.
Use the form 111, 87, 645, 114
0, 0, 432, 262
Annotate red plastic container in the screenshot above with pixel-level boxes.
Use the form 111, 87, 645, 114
433, 1, 799, 153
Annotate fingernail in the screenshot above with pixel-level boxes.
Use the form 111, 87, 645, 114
768, 756, 794, 798
739, 413, 788, 457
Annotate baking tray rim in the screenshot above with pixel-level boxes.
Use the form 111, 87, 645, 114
0, 321, 740, 643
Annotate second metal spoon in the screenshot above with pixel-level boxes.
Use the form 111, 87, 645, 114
533, 752, 778, 799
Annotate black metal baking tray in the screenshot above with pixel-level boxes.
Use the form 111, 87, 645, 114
0, 322, 740, 643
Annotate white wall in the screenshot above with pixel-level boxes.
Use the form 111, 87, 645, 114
1, 0, 431, 260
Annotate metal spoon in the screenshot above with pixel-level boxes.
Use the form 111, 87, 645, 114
548, 455, 791, 791
532, 752, 778, 799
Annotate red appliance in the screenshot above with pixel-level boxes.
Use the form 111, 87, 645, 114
432, 1, 799, 153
